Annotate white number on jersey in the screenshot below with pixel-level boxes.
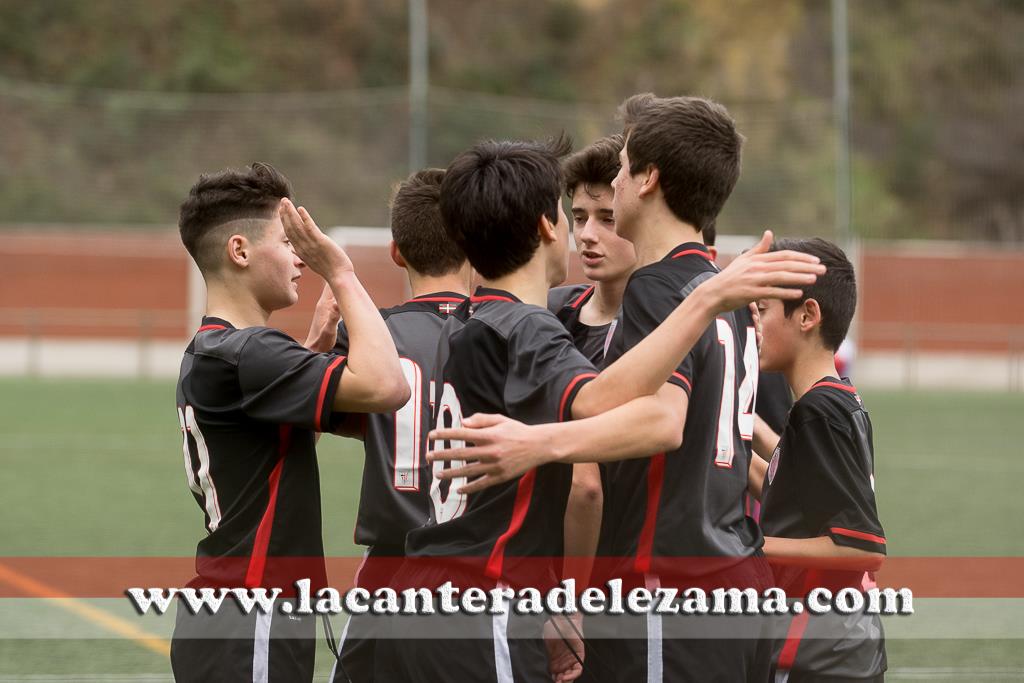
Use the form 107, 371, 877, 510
428, 380, 468, 523
393, 358, 423, 491
713, 320, 759, 468
177, 405, 222, 532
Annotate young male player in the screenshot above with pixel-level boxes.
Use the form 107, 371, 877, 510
328, 168, 472, 683
749, 238, 887, 682
431, 95, 785, 682
172, 162, 408, 683
382, 134, 824, 682
547, 134, 635, 681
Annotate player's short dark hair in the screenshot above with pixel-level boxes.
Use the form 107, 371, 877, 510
619, 93, 742, 233
390, 168, 466, 277
440, 134, 572, 280
564, 134, 623, 198
772, 238, 856, 352
179, 162, 292, 273
703, 219, 717, 247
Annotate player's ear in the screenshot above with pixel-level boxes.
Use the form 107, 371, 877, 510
538, 214, 558, 244
226, 234, 250, 269
800, 298, 823, 333
389, 240, 408, 269
638, 165, 659, 199
707, 245, 719, 262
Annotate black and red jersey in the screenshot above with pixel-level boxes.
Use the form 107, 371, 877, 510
760, 377, 887, 678
547, 284, 619, 366
404, 287, 598, 585
760, 377, 886, 560
175, 317, 347, 591
601, 242, 763, 576
332, 292, 469, 549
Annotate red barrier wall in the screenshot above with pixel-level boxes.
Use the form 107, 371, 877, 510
1, 231, 1022, 352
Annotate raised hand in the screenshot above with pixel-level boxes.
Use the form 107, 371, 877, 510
700, 230, 825, 313
279, 198, 354, 280
303, 282, 342, 352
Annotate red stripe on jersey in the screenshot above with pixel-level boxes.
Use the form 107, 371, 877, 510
408, 296, 466, 303
570, 286, 595, 309
671, 249, 713, 261
811, 381, 858, 394
777, 610, 809, 669
671, 372, 692, 392
244, 425, 291, 588
831, 527, 886, 545
197, 324, 226, 332
485, 469, 537, 580
778, 568, 820, 669
470, 295, 516, 303
633, 452, 666, 574
316, 356, 346, 432
558, 373, 598, 422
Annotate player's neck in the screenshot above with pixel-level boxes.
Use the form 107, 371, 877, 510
631, 211, 702, 267
480, 258, 549, 308
786, 349, 841, 400
581, 277, 627, 325
204, 279, 272, 329
407, 268, 472, 299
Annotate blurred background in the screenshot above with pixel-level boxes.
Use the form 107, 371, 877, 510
1, 1, 1022, 681
0, 0, 1022, 386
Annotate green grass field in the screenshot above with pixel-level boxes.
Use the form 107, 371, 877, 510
1, 378, 1022, 680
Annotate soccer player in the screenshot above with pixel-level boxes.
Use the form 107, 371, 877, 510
703, 219, 793, 522
750, 238, 887, 683
379, 135, 823, 683
328, 168, 472, 683
547, 134, 635, 681
172, 163, 408, 683
431, 95, 788, 682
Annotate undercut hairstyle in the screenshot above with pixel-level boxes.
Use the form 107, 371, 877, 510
440, 134, 572, 280
564, 134, 624, 198
772, 238, 857, 352
390, 168, 466, 277
178, 162, 292, 274
619, 93, 743, 233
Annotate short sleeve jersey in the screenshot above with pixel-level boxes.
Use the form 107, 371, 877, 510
175, 317, 347, 590
760, 378, 886, 557
547, 284, 619, 366
332, 292, 468, 548
404, 287, 598, 584
760, 378, 887, 678
601, 243, 762, 575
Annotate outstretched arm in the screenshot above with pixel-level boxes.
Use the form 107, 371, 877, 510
427, 386, 687, 495
762, 536, 885, 572
280, 199, 409, 413
571, 231, 824, 419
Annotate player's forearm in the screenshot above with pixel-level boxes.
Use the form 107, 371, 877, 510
562, 464, 602, 589
328, 272, 408, 412
546, 395, 682, 464
752, 415, 780, 460
763, 536, 885, 572
748, 453, 768, 501
572, 288, 716, 418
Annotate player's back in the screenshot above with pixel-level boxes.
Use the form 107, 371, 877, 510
405, 287, 598, 585
177, 317, 345, 589
602, 243, 762, 577
333, 292, 468, 549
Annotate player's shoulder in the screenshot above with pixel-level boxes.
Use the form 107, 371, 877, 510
790, 378, 866, 429
547, 284, 593, 315
191, 322, 290, 366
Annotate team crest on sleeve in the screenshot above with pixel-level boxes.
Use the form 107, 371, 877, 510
767, 445, 781, 485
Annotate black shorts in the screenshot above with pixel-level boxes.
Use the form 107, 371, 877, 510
370, 560, 550, 683
170, 597, 316, 683
331, 545, 405, 683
